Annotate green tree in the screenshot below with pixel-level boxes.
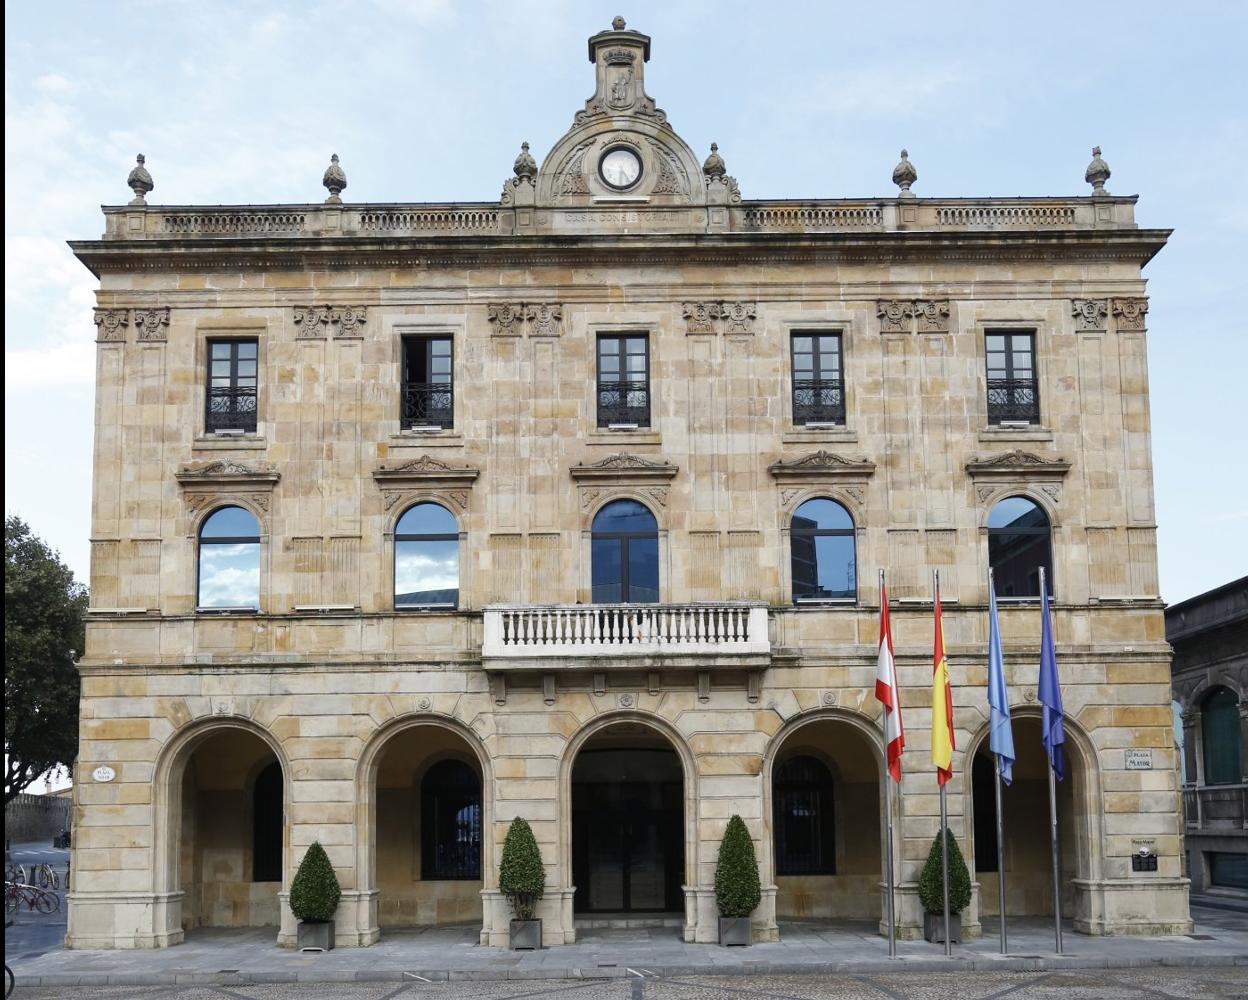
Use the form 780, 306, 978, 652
498, 817, 545, 920
918, 826, 972, 915
289, 841, 341, 922
714, 814, 762, 918
5, 516, 87, 805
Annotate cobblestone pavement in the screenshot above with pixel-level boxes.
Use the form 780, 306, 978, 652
9, 967, 1248, 999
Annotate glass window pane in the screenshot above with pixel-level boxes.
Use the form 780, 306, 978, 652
591, 537, 623, 604
592, 499, 658, 534
625, 337, 647, 354
627, 537, 659, 603
988, 496, 1047, 530
793, 336, 812, 353
793, 498, 853, 531
814, 535, 855, 599
599, 339, 619, 355
986, 335, 1004, 352
198, 541, 260, 608
396, 502, 458, 536
395, 538, 459, 606
989, 521, 1052, 599
237, 341, 257, 359
200, 506, 260, 539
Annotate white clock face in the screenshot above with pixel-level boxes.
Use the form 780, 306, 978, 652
600, 148, 642, 190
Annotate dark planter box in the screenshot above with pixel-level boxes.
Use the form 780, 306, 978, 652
923, 911, 961, 944
718, 916, 752, 946
509, 918, 542, 950
297, 919, 335, 951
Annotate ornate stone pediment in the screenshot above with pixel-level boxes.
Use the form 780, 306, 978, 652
176, 460, 280, 486
372, 455, 480, 490
767, 451, 876, 481
965, 450, 1071, 477
569, 453, 678, 483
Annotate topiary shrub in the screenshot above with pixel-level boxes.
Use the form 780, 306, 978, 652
714, 815, 762, 918
499, 817, 545, 921
289, 841, 341, 923
918, 827, 972, 915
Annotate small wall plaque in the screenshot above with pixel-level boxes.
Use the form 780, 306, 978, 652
1125, 749, 1153, 770
92, 765, 116, 783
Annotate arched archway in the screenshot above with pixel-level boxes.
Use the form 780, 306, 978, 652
763, 709, 889, 924
966, 708, 1102, 929
354, 716, 493, 942
152, 718, 289, 943
561, 714, 695, 926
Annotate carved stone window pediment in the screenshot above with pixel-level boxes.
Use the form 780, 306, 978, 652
176, 460, 280, 516
965, 450, 1070, 479
767, 451, 876, 481
372, 455, 481, 491
569, 452, 678, 483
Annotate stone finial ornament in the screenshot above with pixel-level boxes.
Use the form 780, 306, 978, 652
892, 149, 917, 198
322, 153, 347, 204
703, 142, 726, 179
127, 154, 154, 206
1085, 145, 1111, 197
513, 141, 537, 180
612, 15, 626, 30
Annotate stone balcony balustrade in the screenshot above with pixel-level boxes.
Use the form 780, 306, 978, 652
481, 602, 770, 671
1183, 783, 1248, 831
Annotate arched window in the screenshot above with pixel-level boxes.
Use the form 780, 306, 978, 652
252, 761, 283, 883
790, 498, 856, 602
395, 503, 459, 609
988, 496, 1052, 599
774, 754, 835, 875
421, 759, 482, 880
1201, 687, 1242, 786
197, 506, 261, 609
591, 499, 659, 603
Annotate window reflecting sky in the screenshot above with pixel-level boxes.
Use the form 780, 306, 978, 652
198, 542, 259, 608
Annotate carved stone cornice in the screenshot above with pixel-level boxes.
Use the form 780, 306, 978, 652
1072, 298, 1109, 332
134, 307, 170, 342
965, 450, 1071, 479
94, 308, 129, 343
1113, 297, 1148, 331
487, 302, 563, 337
293, 304, 367, 339
569, 453, 679, 483
371, 455, 481, 491
767, 451, 876, 482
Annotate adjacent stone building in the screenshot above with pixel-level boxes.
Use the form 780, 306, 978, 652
1168, 577, 1248, 899
67, 18, 1190, 949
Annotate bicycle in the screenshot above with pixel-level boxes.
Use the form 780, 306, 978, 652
2, 864, 25, 887
4, 882, 58, 914
31, 862, 60, 890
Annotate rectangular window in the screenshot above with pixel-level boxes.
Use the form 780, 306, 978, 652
596, 334, 650, 428
986, 331, 1039, 424
791, 332, 844, 426
402, 335, 454, 429
206, 339, 258, 433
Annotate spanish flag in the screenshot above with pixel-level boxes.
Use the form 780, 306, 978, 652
931, 579, 955, 786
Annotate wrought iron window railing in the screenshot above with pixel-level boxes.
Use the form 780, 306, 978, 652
402, 381, 454, 429
206, 387, 257, 433
596, 379, 650, 427
987, 378, 1039, 423
792, 378, 845, 425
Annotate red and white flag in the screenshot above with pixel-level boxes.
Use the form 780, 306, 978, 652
875, 577, 905, 783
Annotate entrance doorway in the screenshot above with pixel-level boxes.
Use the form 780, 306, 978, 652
572, 739, 683, 913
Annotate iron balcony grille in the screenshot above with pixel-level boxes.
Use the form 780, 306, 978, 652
792, 378, 845, 425
597, 380, 650, 427
987, 378, 1039, 424
206, 386, 257, 433
402, 381, 453, 429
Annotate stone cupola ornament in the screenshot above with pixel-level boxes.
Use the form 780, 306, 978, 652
513, 142, 537, 180
703, 142, 726, 180
612, 15, 626, 30
892, 149, 917, 198
322, 153, 347, 204
1085, 145, 1111, 197
127, 154, 154, 206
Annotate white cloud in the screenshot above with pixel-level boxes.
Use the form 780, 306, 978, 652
35, 73, 74, 96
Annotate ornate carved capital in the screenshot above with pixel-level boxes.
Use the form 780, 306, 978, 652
1072, 298, 1109, 332
94, 308, 129, 343
293, 305, 366, 338
294, 305, 331, 339
720, 301, 757, 335
682, 301, 720, 334
877, 299, 909, 333
134, 307, 170, 342
487, 303, 562, 337
909, 299, 950, 333
1113, 297, 1148, 331
679, 301, 755, 335
528, 303, 563, 337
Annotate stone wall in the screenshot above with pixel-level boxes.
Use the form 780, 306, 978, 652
5, 792, 72, 845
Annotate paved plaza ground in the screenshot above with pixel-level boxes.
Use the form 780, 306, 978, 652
6, 843, 1247, 994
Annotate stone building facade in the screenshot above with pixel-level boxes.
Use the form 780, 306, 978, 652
67, 19, 1190, 949
1168, 577, 1248, 898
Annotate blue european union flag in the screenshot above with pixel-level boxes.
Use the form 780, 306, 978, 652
1038, 579, 1065, 781
987, 584, 1015, 784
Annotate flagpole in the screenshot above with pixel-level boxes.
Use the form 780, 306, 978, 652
936, 568, 951, 958
1040, 566, 1064, 955
990, 567, 1008, 955
881, 568, 897, 958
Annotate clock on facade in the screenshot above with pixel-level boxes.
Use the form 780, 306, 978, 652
599, 147, 642, 190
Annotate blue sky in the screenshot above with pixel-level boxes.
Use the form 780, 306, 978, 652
4, 0, 1246, 603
